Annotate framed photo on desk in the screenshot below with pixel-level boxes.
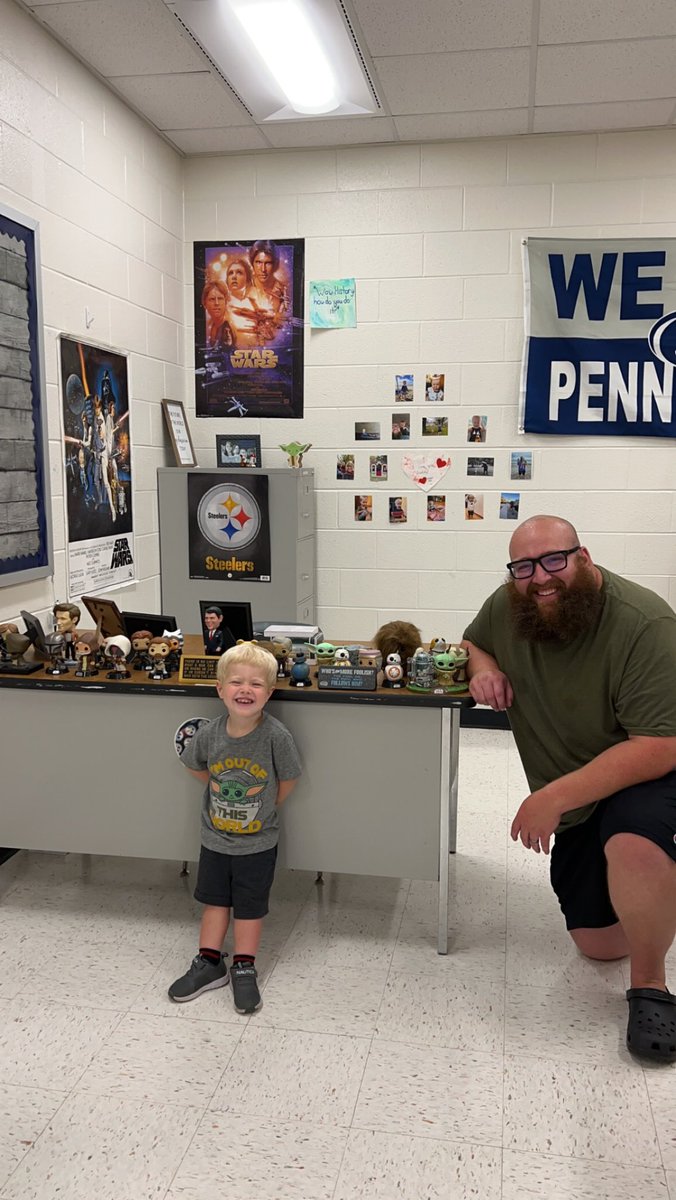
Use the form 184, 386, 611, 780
215, 434, 261, 469
162, 399, 197, 468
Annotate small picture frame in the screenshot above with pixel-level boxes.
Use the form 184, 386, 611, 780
81, 595, 127, 638
161, 399, 197, 468
215, 434, 262, 468
199, 600, 254, 656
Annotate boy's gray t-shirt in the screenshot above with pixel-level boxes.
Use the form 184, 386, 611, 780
181, 712, 302, 854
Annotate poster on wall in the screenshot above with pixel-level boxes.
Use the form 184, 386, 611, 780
187, 472, 271, 582
520, 237, 676, 437
0, 203, 52, 587
193, 238, 304, 419
59, 335, 135, 597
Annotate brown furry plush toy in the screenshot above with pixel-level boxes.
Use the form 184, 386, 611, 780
373, 620, 422, 679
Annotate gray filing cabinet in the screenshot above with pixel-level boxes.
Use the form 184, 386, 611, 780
157, 467, 315, 632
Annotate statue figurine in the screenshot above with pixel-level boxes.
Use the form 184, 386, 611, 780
358, 647, 382, 672
279, 441, 311, 469
130, 630, 153, 671
0, 622, 19, 662
289, 647, 312, 688
44, 632, 68, 675
164, 630, 183, 673
271, 636, 293, 678
52, 602, 81, 662
407, 649, 435, 693
74, 633, 100, 678
432, 646, 470, 694
429, 636, 448, 656
333, 646, 351, 667
104, 634, 132, 680
313, 641, 336, 676
382, 651, 404, 688
4, 631, 33, 670
147, 636, 172, 680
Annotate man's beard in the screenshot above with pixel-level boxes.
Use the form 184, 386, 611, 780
507, 561, 604, 642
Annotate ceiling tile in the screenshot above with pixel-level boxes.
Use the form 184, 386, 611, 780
539, 0, 676, 44
110, 72, 249, 130
534, 99, 676, 134
536, 40, 676, 106
28, 0, 206, 76
263, 116, 396, 148
164, 127, 269, 154
376, 48, 530, 115
351, 0, 531, 55
395, 110, 529, 140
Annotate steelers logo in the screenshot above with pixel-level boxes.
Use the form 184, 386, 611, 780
196, 483, 261, 551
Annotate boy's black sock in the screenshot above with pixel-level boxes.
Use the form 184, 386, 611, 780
233, 954, 255, 966
199, 947, 222, 965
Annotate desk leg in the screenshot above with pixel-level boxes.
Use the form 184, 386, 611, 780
449, 707, 460, 855
437, 708, 451, 954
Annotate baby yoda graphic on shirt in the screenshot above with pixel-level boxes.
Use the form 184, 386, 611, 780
208, 765, 269, 835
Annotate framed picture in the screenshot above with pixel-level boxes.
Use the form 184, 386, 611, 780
81, 594, 127, 638
0, 202, 52, 587
161, 399, 197, 467
199, 600, 253, 656
215, 434, 261, 468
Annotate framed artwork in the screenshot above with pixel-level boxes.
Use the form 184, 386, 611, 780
216, 434, 261, 468
162, 399, 197, 467
193, 238, 304, 419
199, 600, 253, 655
0, 202, 52, 587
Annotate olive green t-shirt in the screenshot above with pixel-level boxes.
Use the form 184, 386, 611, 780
463, 567, 676, 828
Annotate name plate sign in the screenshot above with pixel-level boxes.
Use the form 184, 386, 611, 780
178, 655, 219, 685
318, 666, 377, 691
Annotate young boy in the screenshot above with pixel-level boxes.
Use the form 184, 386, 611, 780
169, 642, 302, 1013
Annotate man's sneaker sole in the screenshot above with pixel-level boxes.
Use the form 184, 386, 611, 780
169, 974, 229, 1003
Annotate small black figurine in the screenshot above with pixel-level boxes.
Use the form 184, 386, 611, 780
44, 632, 68, 675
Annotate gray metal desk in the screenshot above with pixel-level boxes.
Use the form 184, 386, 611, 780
0, 667, 469, 953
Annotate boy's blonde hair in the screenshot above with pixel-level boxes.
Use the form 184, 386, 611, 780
217, 641, 278, 690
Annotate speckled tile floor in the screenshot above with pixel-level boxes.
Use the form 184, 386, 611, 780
0, 728, 674, 1199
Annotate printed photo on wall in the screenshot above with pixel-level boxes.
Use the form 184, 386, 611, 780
370, 455, 388, 481
337, 454, 355, 480
425, 373, 445, 402
392, 413, 410, 440
465, 493, 484, 521
467, 456, 494, 477
355, 421, 381, 441
500, 492, 521, 520
389, 496, 407, 524
427, 494, 446, 522
59, 335, 135, 597
193, 238, 304, 419
422, 415, 448, 437
510, 451, 533, 480
395, 373, 414, 402
355, 495, 373, 522
467, 414, 488, 444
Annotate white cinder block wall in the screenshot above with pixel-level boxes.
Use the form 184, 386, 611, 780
184, 135, 676, 641
0, 0, 186, 629
2, 0, 676, 643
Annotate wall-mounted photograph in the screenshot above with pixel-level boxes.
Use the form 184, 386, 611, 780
355, 421, 381, 441
391, 414, 410, 440
510, 451, 533, 480
395, 373, 413, 402
425, 373, 445, 402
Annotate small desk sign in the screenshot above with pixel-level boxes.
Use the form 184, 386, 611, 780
178, 655, 219, 684
318, 666, 377, 691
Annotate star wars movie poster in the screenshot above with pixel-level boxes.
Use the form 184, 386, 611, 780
59, 336, 135, 597
187, 472, 271, 583
193, 238, 304, 419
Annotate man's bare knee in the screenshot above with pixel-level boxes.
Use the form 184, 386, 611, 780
570, 925, 629, 961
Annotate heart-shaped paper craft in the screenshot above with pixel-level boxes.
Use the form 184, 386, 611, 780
402, 454, 451, 492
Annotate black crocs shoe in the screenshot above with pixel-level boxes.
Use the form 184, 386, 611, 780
230, 960, 261, 1014
626, 987, 676, 1062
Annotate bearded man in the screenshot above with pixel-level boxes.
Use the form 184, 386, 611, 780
462, 514, 676, 1063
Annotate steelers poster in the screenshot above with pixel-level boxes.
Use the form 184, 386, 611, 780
187, 473, 271, 582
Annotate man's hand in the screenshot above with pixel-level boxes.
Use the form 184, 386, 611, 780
510, 788, 563, 855
469, 668, 513, 711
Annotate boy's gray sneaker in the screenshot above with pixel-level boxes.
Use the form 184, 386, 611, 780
168, 954, 229, 1002
230, 960, 261, 1013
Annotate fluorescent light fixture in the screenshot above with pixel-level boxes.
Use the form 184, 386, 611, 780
232, 1, 338, 115
165, 0, 381, 122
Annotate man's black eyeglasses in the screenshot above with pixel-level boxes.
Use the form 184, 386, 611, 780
506, 546, 581, 580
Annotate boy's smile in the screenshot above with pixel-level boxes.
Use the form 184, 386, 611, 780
217, 665, 273, 728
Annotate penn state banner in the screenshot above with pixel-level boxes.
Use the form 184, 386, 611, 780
520, 237, 676, 438
187, 472, 271, 582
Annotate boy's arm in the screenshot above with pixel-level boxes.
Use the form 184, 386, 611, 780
276, 777, 299, 806
186, 767, 209, 784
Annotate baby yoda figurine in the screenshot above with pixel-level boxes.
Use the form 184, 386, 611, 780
279, 441, 311, 468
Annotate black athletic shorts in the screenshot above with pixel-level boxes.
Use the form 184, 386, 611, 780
194, 844, 278, 919
550, 770, 676, 931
